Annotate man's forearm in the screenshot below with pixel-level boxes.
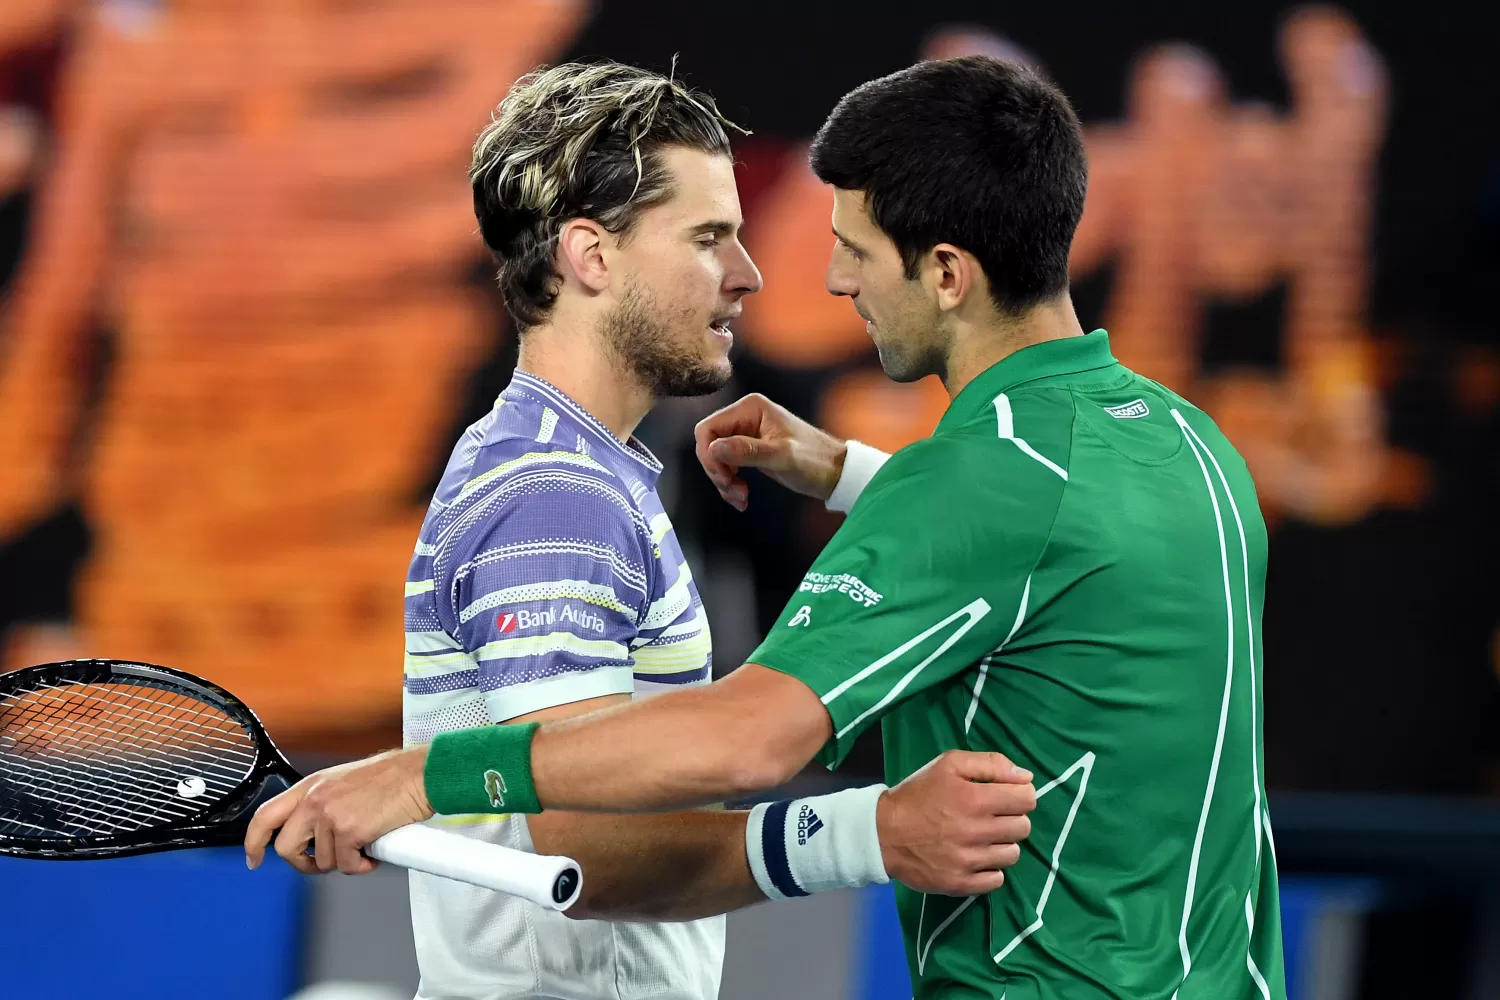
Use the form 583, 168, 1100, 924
529, 809, 764, 922
506, 666, 830, 814
243, 718, 1039, 903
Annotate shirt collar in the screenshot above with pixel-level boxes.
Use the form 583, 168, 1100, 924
504, 370, 664, 483
939, 329, 1118, 429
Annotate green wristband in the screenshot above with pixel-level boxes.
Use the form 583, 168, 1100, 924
423, 722, 542, 815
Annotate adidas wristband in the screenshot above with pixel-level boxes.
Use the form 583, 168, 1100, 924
745, 783, 890, 900
826, 440, 891, 514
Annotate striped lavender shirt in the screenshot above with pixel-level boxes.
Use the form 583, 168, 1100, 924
402, 370, 713, 746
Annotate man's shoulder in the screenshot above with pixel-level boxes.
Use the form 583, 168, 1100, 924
466, 435, 634, 500
936, 380, 1078, 456
429, 430, 648, 571
837, 438, 1062, 558
433, 385, 636, 496
877, 389, 1075, 495
1056, 368, 1248, 473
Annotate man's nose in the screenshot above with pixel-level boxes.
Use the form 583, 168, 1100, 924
729, 242, 763, 295
825, 255, 857, 298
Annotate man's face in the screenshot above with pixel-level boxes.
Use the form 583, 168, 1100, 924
602, 146, 762, 397
825, 189, 947, 383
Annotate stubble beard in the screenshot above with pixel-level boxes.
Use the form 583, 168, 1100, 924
601, 283, 731, 399
874, 323, 949, 385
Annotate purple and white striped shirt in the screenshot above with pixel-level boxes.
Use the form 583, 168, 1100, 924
402, 370, 713, 745
402, 371, 726, 1000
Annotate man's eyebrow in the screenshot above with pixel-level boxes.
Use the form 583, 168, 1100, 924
832, 226, 864, 253
687, 220, 737, 236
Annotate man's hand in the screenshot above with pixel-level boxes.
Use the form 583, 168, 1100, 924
694, 393, 847, 511
876, 750, 1037, 896
243, 746, 433, 875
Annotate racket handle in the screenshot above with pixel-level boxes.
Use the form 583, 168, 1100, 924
364, 823, 583, 912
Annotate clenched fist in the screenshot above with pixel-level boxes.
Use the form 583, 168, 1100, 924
694, 393, 849, 511
877, 750, 1038, 896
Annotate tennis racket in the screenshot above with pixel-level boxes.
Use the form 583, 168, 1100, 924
0, 658, 582, 911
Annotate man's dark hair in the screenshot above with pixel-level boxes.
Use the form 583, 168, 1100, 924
810, 56, 1087, 315
471, 61, 744, 329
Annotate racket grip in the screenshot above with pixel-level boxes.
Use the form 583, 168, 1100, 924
365, 823, 583, 912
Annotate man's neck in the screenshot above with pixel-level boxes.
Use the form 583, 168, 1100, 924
514, 322, 654, 442
941, 294, 1087, 400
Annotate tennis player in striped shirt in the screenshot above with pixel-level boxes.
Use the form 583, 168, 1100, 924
270, 62, 1036, 1000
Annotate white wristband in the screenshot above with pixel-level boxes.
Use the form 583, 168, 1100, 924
826, 440, 892, 513
745, 783, 890, 900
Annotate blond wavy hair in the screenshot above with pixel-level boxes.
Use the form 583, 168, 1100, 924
470, 61, 746, 329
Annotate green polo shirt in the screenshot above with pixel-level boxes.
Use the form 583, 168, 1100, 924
750, 330, 1285, 1000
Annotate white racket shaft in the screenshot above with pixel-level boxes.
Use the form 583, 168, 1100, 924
365, 823, 582, 911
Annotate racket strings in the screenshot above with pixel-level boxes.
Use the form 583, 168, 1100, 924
1, 682, 254, 788
0, 754, 191, 834
0, 698, 217, 834
11, 682, 257, 778
2, 680, 256, 783
1, 713, 238, 827
0, 687, 248, 835
0, 678, 259, 839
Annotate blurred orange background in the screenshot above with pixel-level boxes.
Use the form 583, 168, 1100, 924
0, 1, 1495, 792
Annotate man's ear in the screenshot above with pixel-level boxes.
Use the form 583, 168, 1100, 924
924, 243, 980, 313
557, 218, 610, 293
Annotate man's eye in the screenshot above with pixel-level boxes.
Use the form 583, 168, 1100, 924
698, 237, 720, 248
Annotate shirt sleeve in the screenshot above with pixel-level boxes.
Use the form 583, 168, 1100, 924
436, 468, 653, 722
748, 433, 1068, 767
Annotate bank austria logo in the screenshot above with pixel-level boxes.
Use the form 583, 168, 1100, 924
496, 604, 607, 635
798, 571, 883, 608
1103, 398, 1150, 419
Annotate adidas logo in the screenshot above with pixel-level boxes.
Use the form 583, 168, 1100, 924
796, 804, 824, 846
1103, 398, 1150, 419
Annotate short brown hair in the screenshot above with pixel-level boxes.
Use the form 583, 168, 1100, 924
471, 61, 744, 329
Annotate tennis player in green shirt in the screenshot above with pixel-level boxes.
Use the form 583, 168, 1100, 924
249, 55, 1285, 999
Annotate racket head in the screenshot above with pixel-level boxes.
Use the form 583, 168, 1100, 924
0, 659, 299, 860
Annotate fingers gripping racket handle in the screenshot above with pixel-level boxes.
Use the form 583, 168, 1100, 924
364, 824, 583, 912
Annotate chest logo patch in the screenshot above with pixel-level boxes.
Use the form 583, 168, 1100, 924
787, 606, 813, 627
1103, 398, 1150, 419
